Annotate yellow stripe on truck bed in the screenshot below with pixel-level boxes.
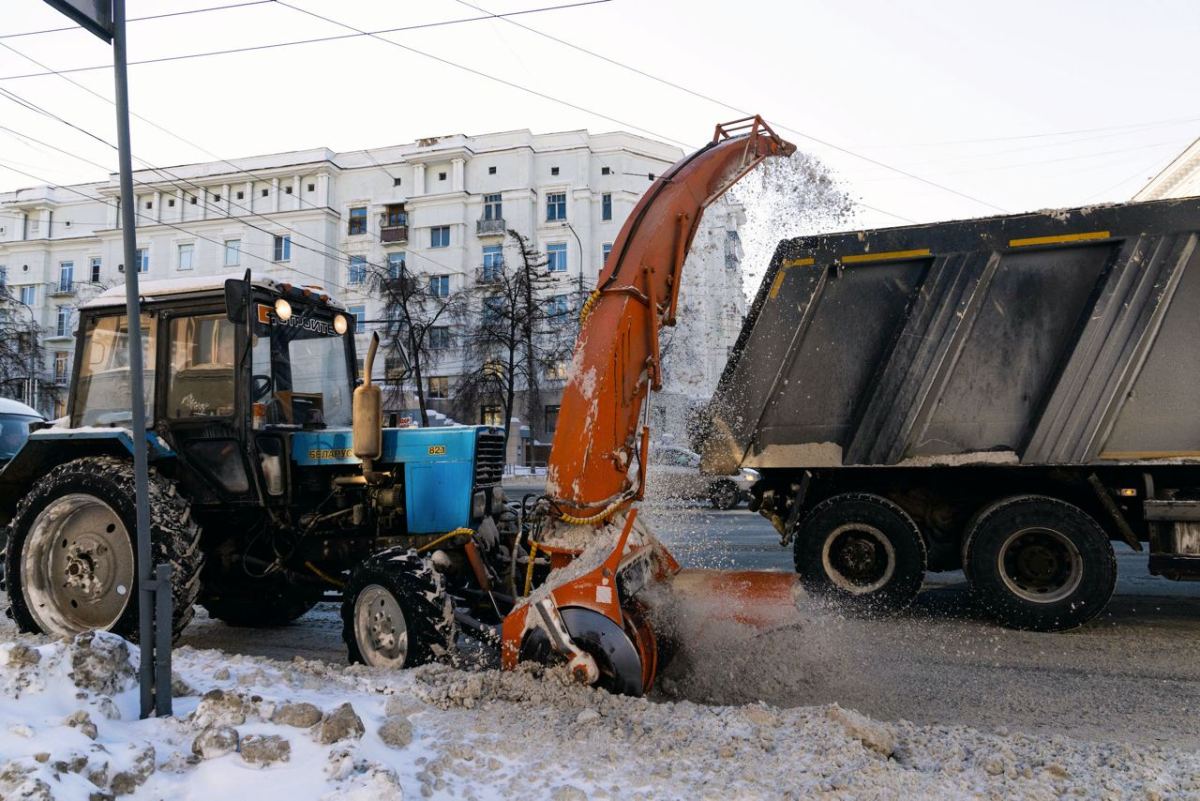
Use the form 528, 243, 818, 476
768, 257, 815, 299
1009, 231, 1110, 248
840, 248, 932, 264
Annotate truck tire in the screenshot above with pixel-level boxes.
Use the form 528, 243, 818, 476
793, 493, 926, 613
341, 548, 456, 668
964, 495, 1116, 632
200, 573, 320, 627
3, 456, 203, 641
709, 479, 740, 510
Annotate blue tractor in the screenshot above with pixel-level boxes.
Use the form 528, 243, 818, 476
0, 274, 509, 664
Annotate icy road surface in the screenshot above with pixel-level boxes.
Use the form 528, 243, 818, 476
155, 503, 1200, 753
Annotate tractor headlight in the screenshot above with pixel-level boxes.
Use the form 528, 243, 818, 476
274, 298, 292, 322
472, 490, 487, 519
333, 314, 349, 335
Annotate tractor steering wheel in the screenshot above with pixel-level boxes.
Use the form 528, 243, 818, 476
252, 374, 273, 401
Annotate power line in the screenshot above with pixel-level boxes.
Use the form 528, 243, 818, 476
0, 1, 273, 40
869, 115, 1200, 148
455, 0, 1006, 214
0, 1, 614, 81
272, 1, 693, 150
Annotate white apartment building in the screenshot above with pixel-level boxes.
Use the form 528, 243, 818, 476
1135, 135, 1200, 201
0, 127, 747, 443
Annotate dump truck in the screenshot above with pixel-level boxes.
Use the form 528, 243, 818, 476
702, 197, 1200, 631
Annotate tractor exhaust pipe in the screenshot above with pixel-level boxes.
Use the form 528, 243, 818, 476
354, 333, 383, 476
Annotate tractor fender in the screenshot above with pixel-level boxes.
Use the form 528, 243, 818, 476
0, 428, 174, 527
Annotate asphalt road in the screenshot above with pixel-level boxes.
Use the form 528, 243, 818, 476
164, 499, 1200, 749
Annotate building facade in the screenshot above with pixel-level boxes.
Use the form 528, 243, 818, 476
1135, 136, 1200, 200
0, 128, 746, 444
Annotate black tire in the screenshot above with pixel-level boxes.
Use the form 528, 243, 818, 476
793, 492, 927, 613
200, 572, 319, 627
3, 456, 203, 641
341, 547, 456, 668
709, 480, 740, 510
964, 495, 1116, 632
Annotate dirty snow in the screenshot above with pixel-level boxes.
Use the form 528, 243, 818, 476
3, 629, 1200, 800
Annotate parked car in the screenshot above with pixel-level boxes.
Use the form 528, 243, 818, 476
0, 397, 44, 467
645, 444, 758, 509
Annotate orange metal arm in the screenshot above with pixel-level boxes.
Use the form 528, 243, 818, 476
546, 117, 795, 518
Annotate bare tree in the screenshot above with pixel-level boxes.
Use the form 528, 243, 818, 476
0, 290, 56, 413
456, 229, 572, 436
369, 261, 464, 427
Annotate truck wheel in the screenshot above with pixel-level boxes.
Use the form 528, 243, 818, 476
709, 480, 740, 510
3, 456, 203, 641
200, 573, 319, 627
964, 495, 1116, 632
341, 548, 456, 668
793, 493, 926, 613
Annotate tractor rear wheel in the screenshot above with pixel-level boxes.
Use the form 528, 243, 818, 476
3, 456, 203, 641
341, 548, 456, 668
793, 492, 926, 613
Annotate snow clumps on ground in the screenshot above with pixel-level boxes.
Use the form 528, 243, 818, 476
3, 630, 1200, 800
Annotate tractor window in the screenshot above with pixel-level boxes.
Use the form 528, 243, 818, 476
251, 303, 352, 427
166, 313, 236, 418
72, 313, 156, 427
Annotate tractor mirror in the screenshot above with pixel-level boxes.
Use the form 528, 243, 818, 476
225, 278, 249, 323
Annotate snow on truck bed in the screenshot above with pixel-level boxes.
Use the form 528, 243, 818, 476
2, 633, 1198, 801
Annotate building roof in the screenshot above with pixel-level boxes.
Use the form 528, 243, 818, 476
1134, 135, 1200, 201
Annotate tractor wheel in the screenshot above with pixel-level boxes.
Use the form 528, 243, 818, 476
709, 480, 740, 510
964, 495, 1116, 632
341, 548, 456, 668
793, 492, 926, 614
200, 572, 320, 627
3, 456, 203, 641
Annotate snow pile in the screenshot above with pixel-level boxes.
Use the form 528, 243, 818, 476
3, 630, 1200, 800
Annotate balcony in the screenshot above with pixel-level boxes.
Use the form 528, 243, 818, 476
380, 224, 408, 243
476, 217, 506, 237
51, 281, 75, 297
476, 265, 505, 285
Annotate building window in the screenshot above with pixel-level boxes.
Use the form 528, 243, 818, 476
601, 193, 612, 221
550, 166, 559, 176
481, 404, 503, 426
19, 286, 35, 306
284, 186, 293, 195
348, 304, 366, 334
430, 226, 450, 248
546, 192, 566, 222
482, 245, 503, 280
177, 243, 194, 271
648, 173, 656, 181
429, 326, 451, 350
386, 251, 406, 278
482, 296, 504, 325
236, 191, 244, 200
430, 275, 450, 298
546, 242, 567, 273
488, 166, 496, 175
546, 361, 569, 381
602, 242, 613, 265
307, 183, 315, 192
56, 306, 72, 337
89, 257, 101, 283
483, 194, 502, 221
261, 188, 269, 197
189, 196, 197, 205
0, 266, 6, 290
725, 229, 741, 270
58, 261, 74, 293
544, 404, 560, 434
548, 294, 568, 318
273, 235, 291, 262
384, 203, 407, 227
54, 351, 69, 384
427, 376, 449, 399
393, 177, 402, 187
224, 239, 240, 267
601, 166, 611, 175
168, 198, 175, 207
438, 172, 447, 181
213, 193, 221, 202
383, 355, 405, 380
348, 206, 368, 236
136, 248, 149, 273
348, 256, 367, 285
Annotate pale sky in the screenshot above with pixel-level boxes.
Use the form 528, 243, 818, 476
1, 0, 1197, 235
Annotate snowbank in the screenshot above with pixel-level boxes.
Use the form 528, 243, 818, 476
1, 631, 1198, 800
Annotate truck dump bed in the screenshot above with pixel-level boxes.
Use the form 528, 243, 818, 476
704, 197, 1200, 474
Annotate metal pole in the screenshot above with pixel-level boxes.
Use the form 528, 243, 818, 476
111, 0, 161, 719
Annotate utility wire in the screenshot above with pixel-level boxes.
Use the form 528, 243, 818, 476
0, 1, 274, 40
0, 1, 613, 81
454, 0, 1006, 213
